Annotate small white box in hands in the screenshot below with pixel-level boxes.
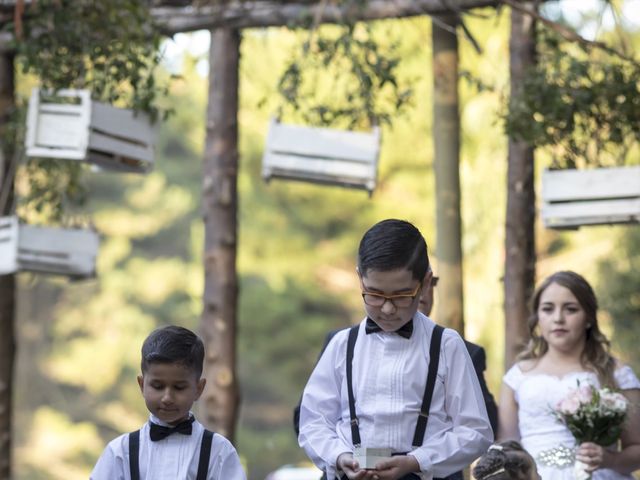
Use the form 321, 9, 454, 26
354, 447, 393, 470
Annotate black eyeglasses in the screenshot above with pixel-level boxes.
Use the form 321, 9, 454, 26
361, 282, 423, 309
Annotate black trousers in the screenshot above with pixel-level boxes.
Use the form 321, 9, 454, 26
336, 476, 420, 480
330, 472, 463, 480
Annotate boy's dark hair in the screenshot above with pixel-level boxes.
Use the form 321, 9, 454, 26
358, 219, 429, 280
472, 441, 535, 480
141, 325, 205, 378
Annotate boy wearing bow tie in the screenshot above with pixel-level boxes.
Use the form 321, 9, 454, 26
298, 219, 492, 480
91, 325, 246, 480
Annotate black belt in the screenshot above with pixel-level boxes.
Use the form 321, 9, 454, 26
333, 473, 461, 480
335, 474, 456, 480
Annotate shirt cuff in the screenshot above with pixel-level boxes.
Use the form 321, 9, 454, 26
329, 449, 353, 478
408, 450, 433, 476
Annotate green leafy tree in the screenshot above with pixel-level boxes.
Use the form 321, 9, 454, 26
504, 30, 640, 169
598, 229, 640, 374
9, 0, 168, 223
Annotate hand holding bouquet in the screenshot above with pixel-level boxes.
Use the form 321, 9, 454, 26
554, 382, 628, 479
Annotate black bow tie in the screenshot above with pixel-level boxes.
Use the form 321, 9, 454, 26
149, 416, 195, 442
365, 317, 413, 339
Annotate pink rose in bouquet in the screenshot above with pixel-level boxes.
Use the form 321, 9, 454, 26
554, 382, 628, 479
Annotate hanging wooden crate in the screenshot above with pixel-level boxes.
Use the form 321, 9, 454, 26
0, 216, 18, 275
0, 216, 99, 278
17, 223, 99, 278
25, 88, 156, 173
541, 166, 640, 229
262, 118, 380, 193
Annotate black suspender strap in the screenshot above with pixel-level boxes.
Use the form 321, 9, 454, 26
346, 325, 361, 447
411, 325, 444, 447
128, 430, 140, 480
196, 429, 214, 480
345, 323, 444, 449
128, 428, 213, 480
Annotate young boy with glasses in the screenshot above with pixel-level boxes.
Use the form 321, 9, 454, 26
298, 219, 492, 480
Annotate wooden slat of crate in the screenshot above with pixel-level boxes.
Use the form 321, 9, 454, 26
542, 198, 640, 228
267, 122, 379, 163
542, 166, 640, 202
88, 131, 154, 171
0, 216, 18, 275
91, 101, 155, 145
264, 152, 376, 189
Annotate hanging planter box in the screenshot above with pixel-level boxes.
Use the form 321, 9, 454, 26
262, 118, 380, 193
0, 216, 18, 275
541, 166, 640, 229
25, 88, 156, 173
0, 216, 99, 278
17, 223, 99, 278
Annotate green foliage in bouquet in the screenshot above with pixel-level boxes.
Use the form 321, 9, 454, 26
554, 383, 628, 446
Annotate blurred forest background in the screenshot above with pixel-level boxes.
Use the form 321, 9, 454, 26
8, 4, 640, 480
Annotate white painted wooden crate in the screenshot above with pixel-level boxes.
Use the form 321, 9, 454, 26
17, 223, 99, 278
25, 88, 156, 173
541, 166, 640, 229
262, 118, 380, 193
0, 216, 18, 275
0, 216, 99, 277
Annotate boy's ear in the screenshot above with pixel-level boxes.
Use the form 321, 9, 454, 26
137, 375, 144, 392
195, 378, 206, 399
422, 270, 433, 289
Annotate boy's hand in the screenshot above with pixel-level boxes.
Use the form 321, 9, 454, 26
371, 454, 421, 480
336, 452, 374, 479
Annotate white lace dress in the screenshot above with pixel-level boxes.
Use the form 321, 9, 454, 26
503, 364, 640, 480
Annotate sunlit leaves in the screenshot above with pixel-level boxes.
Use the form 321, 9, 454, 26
504, 30, 640, 168
15, 0, 166, 119
277, 21, 412, 129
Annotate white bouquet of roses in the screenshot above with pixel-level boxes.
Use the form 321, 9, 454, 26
554, 382, 628, 480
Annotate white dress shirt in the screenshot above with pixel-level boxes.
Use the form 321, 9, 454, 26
90, 413, 246, 480
298, 313, 493, 480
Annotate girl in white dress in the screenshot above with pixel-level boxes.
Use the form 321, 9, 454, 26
497, 271, 640, 480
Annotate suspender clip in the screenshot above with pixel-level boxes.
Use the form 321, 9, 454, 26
418, 412, 429, 418
350, 418, 359, 426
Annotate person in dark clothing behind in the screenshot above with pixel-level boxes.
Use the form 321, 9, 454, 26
418, 273, 499, 435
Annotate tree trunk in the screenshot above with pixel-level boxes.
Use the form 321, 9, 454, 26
432, 15, 464, 335
200, 28, 240, 442
504, 5, 536, 369
0, 50, 15, 480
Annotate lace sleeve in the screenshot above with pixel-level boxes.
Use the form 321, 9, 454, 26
614, 364, 640, 390
503, 363, 524, 390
